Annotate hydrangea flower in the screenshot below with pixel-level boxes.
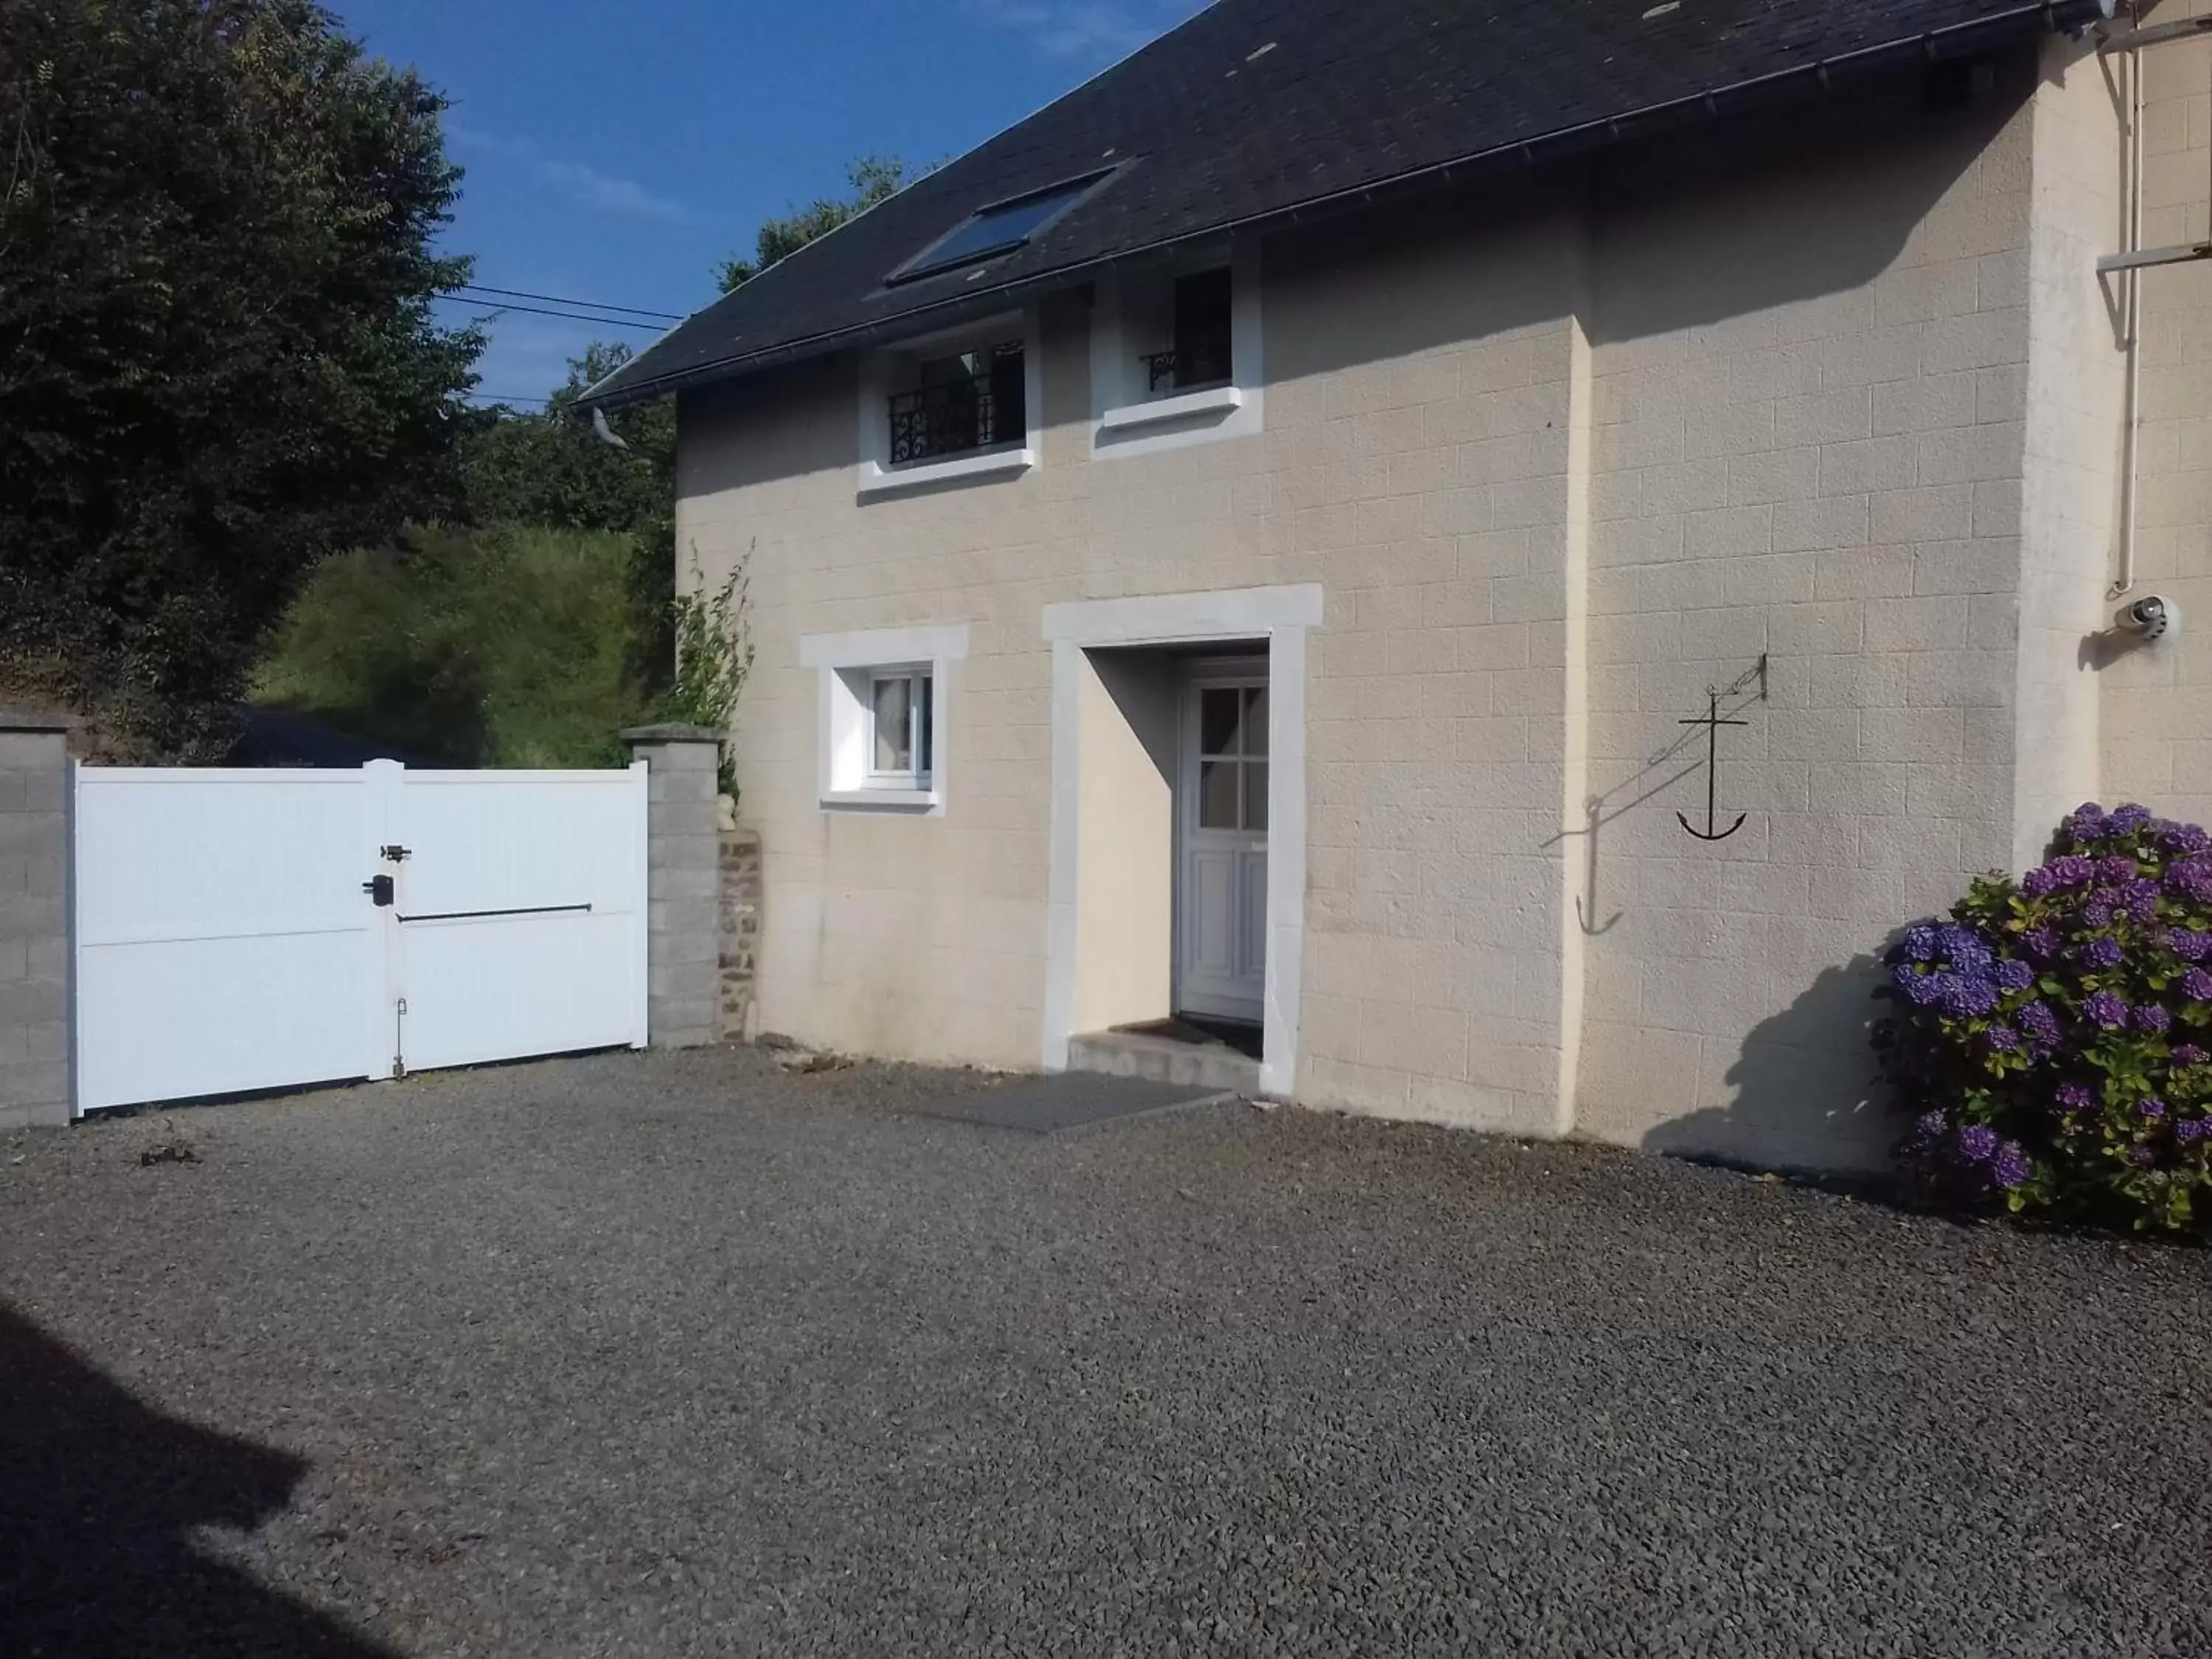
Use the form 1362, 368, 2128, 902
2083, 902, 2115, 928
1936, 974, 1999, 1018
2170, 857, 2212, 904
2183, 968, 2212, 1004
2055, 1081, 2094, 1111
2177, 1118, 2212, 1144
2099, 855, 2141, 883
1958, 1124, 1999, 1163
2023, 925, 2060, 959
2137, 1003, 2173, 1034
2175, 1044, 2210, 1068
2079, 937, 2125, 970
2170, 930, 2212, 963
2084, 990, 2130, 1029
1899, 920, 1942, 962
1891, 964, 1942, 1006
2163, 823, 2212, 855
2141, 1096, 2168, 1119
2023, 858, 2097, 897
1993, 958, 2036, 992
2131, 1145, 2157, 1167
2107, 804, 2153, 835
2068, 803, 2110, 840
2019, 1001, 2062, 1043
1984, 1025, 2020, 1053
1909, 1109, 1949, 1147
1934, 925, 1994, 978
1992, 1141, 2031, 1189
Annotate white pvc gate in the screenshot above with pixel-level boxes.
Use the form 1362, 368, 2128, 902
73, 759, 647, 1113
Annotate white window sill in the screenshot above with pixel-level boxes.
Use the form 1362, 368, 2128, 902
821, 787, 942, 813
858, 447, 1033, 498
1099, 385, 1243, 432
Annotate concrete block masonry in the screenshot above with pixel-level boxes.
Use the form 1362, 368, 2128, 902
0, 717, 71, 1128
622, 725, 724, 1048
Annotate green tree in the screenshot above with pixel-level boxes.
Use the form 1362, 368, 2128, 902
0, 0, 481, 757
457, 342, 672, 557
714, 155, 908, 293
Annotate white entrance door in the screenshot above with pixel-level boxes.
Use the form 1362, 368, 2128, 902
1178, 665, 1267, 1023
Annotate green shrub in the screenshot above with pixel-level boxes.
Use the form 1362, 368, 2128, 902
253, 524, 656, 768
661, 549, 756, 796
1874, 803, 2212, 1234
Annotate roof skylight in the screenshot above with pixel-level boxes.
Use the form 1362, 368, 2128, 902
888, 172, 1110, 285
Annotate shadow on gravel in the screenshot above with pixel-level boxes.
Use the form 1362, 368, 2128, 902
0, 1303, 399, 1659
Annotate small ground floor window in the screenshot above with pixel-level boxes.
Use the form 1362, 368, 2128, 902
869, 671, 933, 785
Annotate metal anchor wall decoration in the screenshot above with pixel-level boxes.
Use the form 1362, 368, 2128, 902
1677, 688, 1750, 843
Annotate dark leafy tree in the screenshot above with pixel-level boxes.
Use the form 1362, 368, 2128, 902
0, 0, 481, 756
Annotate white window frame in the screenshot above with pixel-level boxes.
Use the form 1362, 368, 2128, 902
864, 668, 933, 789
799, 625, 970, 813
855, 308, 1042, 499
1090, 238, 1264, 459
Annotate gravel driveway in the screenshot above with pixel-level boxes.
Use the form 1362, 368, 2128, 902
4, 1045, 2211, 1658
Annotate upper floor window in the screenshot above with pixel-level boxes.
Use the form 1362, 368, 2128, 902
857, 310, 1040, 498
887, 341, 1026, 466
1139, 268, 1234, 396
1091, 245, 1262, 453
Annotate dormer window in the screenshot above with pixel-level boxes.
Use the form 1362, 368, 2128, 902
1140, 268, 1234, 394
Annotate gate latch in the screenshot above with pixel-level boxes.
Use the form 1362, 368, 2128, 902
362, 874, 395, 907
379, 844, 411, 862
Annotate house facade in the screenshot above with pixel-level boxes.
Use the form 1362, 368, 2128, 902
591, 0, 2212, 1173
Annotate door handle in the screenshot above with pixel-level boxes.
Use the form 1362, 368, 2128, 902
362, 874, 394, 907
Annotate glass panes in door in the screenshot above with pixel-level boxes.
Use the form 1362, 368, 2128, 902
1196, 682, 1266, 832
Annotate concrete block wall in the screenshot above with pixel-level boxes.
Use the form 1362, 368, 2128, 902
0, 718, 71, 1129
622, 726, 722, 1048
1573, 75, 2045, 1169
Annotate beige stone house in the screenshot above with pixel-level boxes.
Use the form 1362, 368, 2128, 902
588, 0, 2212, 1173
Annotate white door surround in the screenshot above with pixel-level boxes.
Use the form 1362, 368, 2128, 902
1041, 583, 1321, 1096
1176, 658, 1268, 1024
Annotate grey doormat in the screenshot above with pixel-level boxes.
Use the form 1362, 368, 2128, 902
900, 1072, 1234, 1135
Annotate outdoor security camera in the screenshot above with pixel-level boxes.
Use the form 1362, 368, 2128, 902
2115, 594, 2179, 643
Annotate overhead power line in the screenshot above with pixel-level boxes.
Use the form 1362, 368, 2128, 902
455, 283, 685, 322
435, 295, 669, 333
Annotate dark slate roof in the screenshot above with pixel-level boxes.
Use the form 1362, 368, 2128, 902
588, 0, 2107, 408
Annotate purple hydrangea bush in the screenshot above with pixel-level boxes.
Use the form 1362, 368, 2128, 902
1876, 803, 2212, 1233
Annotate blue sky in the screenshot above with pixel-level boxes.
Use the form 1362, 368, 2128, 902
341, 0, 1209, 404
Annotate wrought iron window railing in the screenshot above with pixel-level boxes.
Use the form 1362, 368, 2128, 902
1139, 334, 1233, 394
887, 342, 1025, 465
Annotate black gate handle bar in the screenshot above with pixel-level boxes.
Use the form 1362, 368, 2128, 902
396, 903, 594, 923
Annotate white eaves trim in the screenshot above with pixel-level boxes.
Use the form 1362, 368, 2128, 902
1097, 385, 1243, 433
856, 447, 1034, 498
